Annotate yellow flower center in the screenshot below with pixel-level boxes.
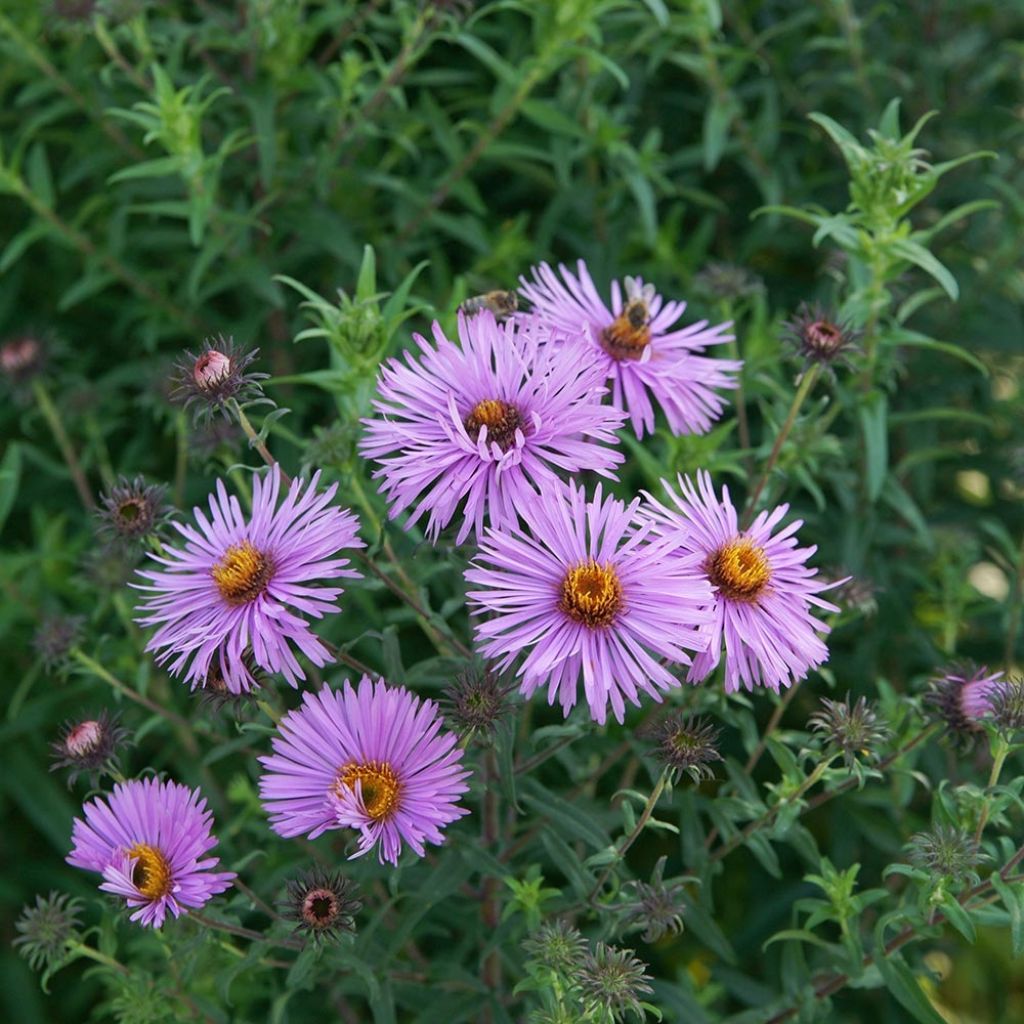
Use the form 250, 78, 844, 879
705, 538, 771, 602
128, 843, 173, 900
559, 560, 623, 628
463, 398, 524, 452
600, 298, 651, 361
335, 761, 400, 821
211, 541, 273, 605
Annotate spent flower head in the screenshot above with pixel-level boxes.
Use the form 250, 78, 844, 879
827, 569, 879, 617
33, 613, 84, 671
281, 868, 361, 943
908, 824, 989, 884
617, 856, 688, 944
808, 693, 890, 768
642, 712, 722, 783
691, 262, 765, 304
578, 942, 653, 1022
14, 892, 83, 972
97, 475, 169, 549
50, 709, 128, 787
441, 665, 513, 744
171, 335, 268, 421
782, 303, 861, 369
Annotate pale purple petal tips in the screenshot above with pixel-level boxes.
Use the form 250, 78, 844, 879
258, 678, 471, 866
359, 309, 627, 544
519, 260, 741, 439
465, 478, 714, 725
134, 466, 364, 693
66, 778, 234, 928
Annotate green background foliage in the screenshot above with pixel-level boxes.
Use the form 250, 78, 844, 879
1, 1, 1023, 1021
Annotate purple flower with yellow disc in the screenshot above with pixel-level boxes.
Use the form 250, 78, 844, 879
258, 678, 471, 866
464, 479, 713, 725
643, 471, 838, 693
359, 310, 626, 545
66, 778, 234, 928
519, 261, 740, 438
134, 467, 362, 693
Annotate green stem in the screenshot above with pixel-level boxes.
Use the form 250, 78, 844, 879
974, 736, 1011, 846
32, 379, 95, 510
174, 411, 189, 507
589, 770, 671, 902
66, 941, 129, 975
229, 399, 290, 483
743, 363, 821, 524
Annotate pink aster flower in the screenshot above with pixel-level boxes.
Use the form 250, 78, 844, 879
259, 678, 471, 866
134, 467, 363, 693
464, 479, 713, 725
359, 309, 626, 545
67, 778, 234, 928
519, 260, 740, 438
643, 470, 838, 693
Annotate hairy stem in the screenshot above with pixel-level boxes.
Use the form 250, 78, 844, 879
32, 379, 95, 511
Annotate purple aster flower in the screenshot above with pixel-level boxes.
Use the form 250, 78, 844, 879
927, 663, 1004, 739
643, 470, 839, 693
66, 778, 234, 928
258, 678, 471, 866
359, 310, 626, 545
134, 467, 363, 693
464, 479, 713, 725
519, 261, 740, 438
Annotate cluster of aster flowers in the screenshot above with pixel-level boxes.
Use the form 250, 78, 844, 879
360, 261, 840, 724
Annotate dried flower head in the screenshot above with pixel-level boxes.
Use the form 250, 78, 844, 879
14, 892, 83, 972
441, 666, 512, 743
50, 709, 128, 787
281, 868, 361, 943
908, 825, 989, 883
171, 335, 268, 421
782, 303, 861, 369
642, 712, 722, 783
98, 475, 168, 547
691, 262, 766, 303
926, 663, 1003, 743
81, 542, 137, 591
617, 856, 687, 943
578, 943, 653, 1022
33, 613, 84, 671
523, 920, 587, 975
0, 332, 47, 386
808, 693, 890, 768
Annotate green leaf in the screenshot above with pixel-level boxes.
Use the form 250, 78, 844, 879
889, 327, 988, 376
873, 919, 946, 1024
703, 92, 740, 172
0, 442, 22, 535
889, 238, 958, 300
939, 894, 976, 943
859, 391, 888, 502
990, 873, 1024, 956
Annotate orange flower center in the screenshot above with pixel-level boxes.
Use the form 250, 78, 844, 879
463, 398, 524, 452
705, 538, 771, 602
559, 560, 623, 628
128, 843, 173, 900
600, 298, 651, 361
334, 761, 400, 821
212, 541, 273, 605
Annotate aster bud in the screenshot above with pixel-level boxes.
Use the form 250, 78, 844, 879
641, 712, 722, 783
826, 568, 879, 617
33, 613, 84, 671
14, 892, 83, 972
441, 666, 512, 744
808, 693, 890, 769
281, 868, 361, 943
616, 856, 688, 943
782, 303, 860, 369
197, 655, 262, 713
172, 335, 268, 421
50, 709, 128, 787
989, 678, 1024, 734
97, 475, 168, 549
522, 920, 587, 975
908, 824, 989, 884
926, 663, 1004, 744
0, 332, 46, 387
578, 942, 653, 1022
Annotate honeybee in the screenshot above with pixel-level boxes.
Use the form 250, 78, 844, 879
621, 276, 656, 330
458, 289, 519, 322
